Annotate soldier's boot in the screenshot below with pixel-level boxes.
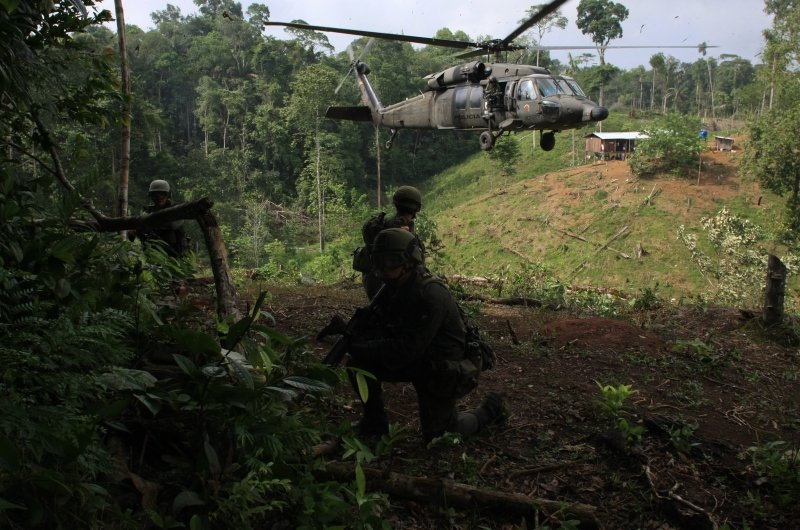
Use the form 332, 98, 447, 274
474, 392, 507, 430
316, 314, 347, 341
351, 411, 389, 437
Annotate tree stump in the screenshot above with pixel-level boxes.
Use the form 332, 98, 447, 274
763, 254, 787, 326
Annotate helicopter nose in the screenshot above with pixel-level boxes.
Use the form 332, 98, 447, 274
591, 106, 609, 121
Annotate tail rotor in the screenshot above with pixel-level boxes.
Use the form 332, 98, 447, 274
335, 38, 375, 94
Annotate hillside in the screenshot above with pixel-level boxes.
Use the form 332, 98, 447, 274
426, 135, 791, 307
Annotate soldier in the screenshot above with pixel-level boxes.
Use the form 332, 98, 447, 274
346, 228, 504, 442
133, 179, 188, 258
321, 186, 426, 340
359, 186, 425, 300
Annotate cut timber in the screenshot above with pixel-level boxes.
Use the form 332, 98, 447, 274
317, 462, 599, 529
547, 225, 630, 259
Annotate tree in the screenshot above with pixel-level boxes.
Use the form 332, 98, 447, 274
743, 1, 800, 239
648, 53, 665, 111
628, 113, 702, 177
744, 104, 800, 239
114, 0, 132, 222
520, 4, 568, 67
576, 0, 629, 106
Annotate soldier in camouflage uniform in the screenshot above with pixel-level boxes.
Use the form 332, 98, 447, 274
346, 228, 504, 442
360, 186, 425, 300
134, 179, 188, 258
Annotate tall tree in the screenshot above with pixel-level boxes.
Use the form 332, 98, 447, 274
114, 0, 132, 222
520, 4, 568, 67
575, 0, 629, 106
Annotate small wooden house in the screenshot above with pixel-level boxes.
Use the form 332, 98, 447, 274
714, 136, 735, 151
585, 132, 649, 160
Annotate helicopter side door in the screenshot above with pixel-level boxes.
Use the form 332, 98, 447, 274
449, 85, 485, 129
514, 79, 538, 125
433, 88, 455, 129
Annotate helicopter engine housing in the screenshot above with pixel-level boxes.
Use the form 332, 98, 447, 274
427, 61, 489, 90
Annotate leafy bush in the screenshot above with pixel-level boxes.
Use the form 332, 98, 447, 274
628, 113, 703, 177
0, 172, 142, 528
678, 207, 799, 309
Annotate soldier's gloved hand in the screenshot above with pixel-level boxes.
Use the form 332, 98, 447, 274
348, 341, 371, 362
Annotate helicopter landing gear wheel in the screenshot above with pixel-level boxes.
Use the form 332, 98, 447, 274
479, 131, 495, 151
540, 131, 556, 152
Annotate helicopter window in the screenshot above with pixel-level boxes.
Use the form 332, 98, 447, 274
563, 78, 586, 97
469, 87, 483, 108
536, 78, 559, 97
517, 80, 535, 100
554, 78, 575, 95
454, 87, 468, 110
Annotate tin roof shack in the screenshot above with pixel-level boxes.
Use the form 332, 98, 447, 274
714, 136, 735, 151
585, 132, 649, 161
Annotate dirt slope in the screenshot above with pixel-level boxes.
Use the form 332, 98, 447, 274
264, 281, 799, 530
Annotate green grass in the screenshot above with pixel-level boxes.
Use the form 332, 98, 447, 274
420, 124, 797, 309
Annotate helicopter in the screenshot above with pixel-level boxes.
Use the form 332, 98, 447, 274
264, 0, 711, 152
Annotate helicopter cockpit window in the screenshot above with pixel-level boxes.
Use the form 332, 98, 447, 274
535, 78, 559, 97
469, 87, 482, 108
563, 78, 586, 97
517, 79, 535, 100
554, 78, 575, 95
454, 87, 468, 110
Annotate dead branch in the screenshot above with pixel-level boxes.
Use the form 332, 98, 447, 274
547, 223, 630, 259
459, 292, 543, 307
508, 460, 582, 478
594, 225, 629, 256
549, 226, 588, 242
318, 462, 599, 529
450, 274, 498, 287
506, 319, 520, 345
644, 462, 718, 530
502, 244, 536, 263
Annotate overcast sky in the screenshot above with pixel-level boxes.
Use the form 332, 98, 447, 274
100, 0, 773, 70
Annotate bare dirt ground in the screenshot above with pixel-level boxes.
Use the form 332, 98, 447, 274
261, 281, 800, 530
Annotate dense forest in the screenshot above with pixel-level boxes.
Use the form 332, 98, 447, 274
5, 0, 782, 273
2, 0, 799, 528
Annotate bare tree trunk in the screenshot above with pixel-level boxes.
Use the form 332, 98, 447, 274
316, 114, 324, 252
376, 126, 381, 209
114, 0, 132, 226
763, 254, 787, 326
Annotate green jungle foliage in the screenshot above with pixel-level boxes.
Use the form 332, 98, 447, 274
1, 0, 799, 527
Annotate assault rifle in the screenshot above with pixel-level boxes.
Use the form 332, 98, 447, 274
322, 285, 386, 366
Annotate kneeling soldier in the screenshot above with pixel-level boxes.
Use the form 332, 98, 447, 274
346, 228, 504, 442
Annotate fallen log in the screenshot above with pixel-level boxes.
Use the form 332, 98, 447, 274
459, 292, 543, 307
317, 462, 599, 529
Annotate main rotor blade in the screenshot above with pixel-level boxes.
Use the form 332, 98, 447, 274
264, 21, 481, 50
526, 44, 718, 50
502, 0, 569, 46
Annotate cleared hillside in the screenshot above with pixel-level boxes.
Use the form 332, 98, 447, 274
426, 134, 792, 306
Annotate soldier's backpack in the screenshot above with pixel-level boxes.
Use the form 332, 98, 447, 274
352, 212, 387, 273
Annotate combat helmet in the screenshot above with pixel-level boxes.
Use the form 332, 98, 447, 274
148, 179, 171, 194
371, 228, 423, 269
392, 186, 422, 213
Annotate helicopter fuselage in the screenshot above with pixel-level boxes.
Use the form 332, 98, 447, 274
327, 60, 608, 151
